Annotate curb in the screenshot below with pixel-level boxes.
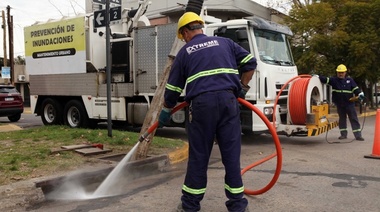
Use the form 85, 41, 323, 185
23, 107, 32, 114
0, 124, 21, 132
360, 111, 377, 117
34, 143, 189, 197
327, 111, 377, 119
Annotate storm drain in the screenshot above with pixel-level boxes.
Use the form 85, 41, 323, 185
35, 154, 169, 198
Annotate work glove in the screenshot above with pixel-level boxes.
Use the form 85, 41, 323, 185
239, 82, 250, 99
239, 89, 247, 99
358, 92, 365, 100
311, 74, 319, 78
158, 107, 172, 128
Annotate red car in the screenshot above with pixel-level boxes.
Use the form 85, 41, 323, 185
0, 84, 24, 122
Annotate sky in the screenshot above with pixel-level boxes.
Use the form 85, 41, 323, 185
0, 0, 287, 58
0, 0, 86, 58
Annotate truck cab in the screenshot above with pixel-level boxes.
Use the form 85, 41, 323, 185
205, 16, 298, 134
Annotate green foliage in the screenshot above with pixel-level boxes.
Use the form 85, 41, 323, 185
286, 0, 380, 85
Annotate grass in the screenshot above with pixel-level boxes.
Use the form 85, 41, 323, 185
0, 125, 185, 186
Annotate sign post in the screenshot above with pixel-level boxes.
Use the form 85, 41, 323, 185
93, 0, 122, 136
94, 6, 121, 28
105, 0, 112, 137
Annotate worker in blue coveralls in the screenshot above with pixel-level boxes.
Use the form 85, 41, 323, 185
158, 12, 256, 212
317, 64, 365, 141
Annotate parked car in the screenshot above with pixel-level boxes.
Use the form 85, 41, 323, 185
0, 84, 24, 122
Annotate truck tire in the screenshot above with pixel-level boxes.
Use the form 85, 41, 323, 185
41, 98, 63, 125
8, 113, 21, 122
63, 100, 91, 128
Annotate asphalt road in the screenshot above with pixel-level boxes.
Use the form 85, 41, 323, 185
0, 109, 42, 129
14, 114, 380, 212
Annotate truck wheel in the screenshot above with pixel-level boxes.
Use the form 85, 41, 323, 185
63, 100, 90, 128
8, 113, 21, 122
41, 98, 63, 125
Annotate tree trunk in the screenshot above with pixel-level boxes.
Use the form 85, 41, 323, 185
134, 40, 183, 160
134, 0, 204, 160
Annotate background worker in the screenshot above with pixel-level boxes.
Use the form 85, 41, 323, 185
316, 64, 365, 141
158, 12, 257, 212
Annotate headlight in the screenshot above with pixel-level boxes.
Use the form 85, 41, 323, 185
263, 107, 274, 116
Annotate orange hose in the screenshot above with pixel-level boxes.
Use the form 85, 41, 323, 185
144, 98, 283, 195
238, 98, 282, 195
288, 78, 311, 125
145, 101, 189, 135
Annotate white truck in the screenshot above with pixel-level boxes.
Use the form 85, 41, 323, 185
24, 1, 336, 136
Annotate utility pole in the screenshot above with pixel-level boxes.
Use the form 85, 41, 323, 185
2, 10, 7, 67
7, 5, 14, 84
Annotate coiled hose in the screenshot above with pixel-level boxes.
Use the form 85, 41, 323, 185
139, 98, 282, 195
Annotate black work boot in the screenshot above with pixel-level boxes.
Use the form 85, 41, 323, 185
175, 203, 187, 212
338, 135, 347, 139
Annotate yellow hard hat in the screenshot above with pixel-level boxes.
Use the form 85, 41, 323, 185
336, 64, 347, 72
177, 12, 204, 39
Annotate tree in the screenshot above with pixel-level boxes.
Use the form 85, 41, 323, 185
14, 55, 25, 65
284, 0, 380, 106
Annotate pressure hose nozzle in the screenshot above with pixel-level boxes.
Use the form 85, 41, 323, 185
138, 102, 189, 143
138, 132, 150, 142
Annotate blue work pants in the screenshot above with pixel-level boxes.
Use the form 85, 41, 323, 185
181, 90, 247, 212
337, 104, 362, 138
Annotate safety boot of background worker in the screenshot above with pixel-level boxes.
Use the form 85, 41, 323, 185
175, 203, 194, 212
356, 137, 365, 141
338, 135, 347, 139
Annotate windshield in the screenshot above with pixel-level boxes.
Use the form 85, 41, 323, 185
254, 29, 294, 66
0, 86, 19, 94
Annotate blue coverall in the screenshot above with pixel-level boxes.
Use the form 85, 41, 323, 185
164, 34, 257, 211
319, 75, 362, 139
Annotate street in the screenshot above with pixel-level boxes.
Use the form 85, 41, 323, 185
0, 111, 42, 129
15, 114, 380, 212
